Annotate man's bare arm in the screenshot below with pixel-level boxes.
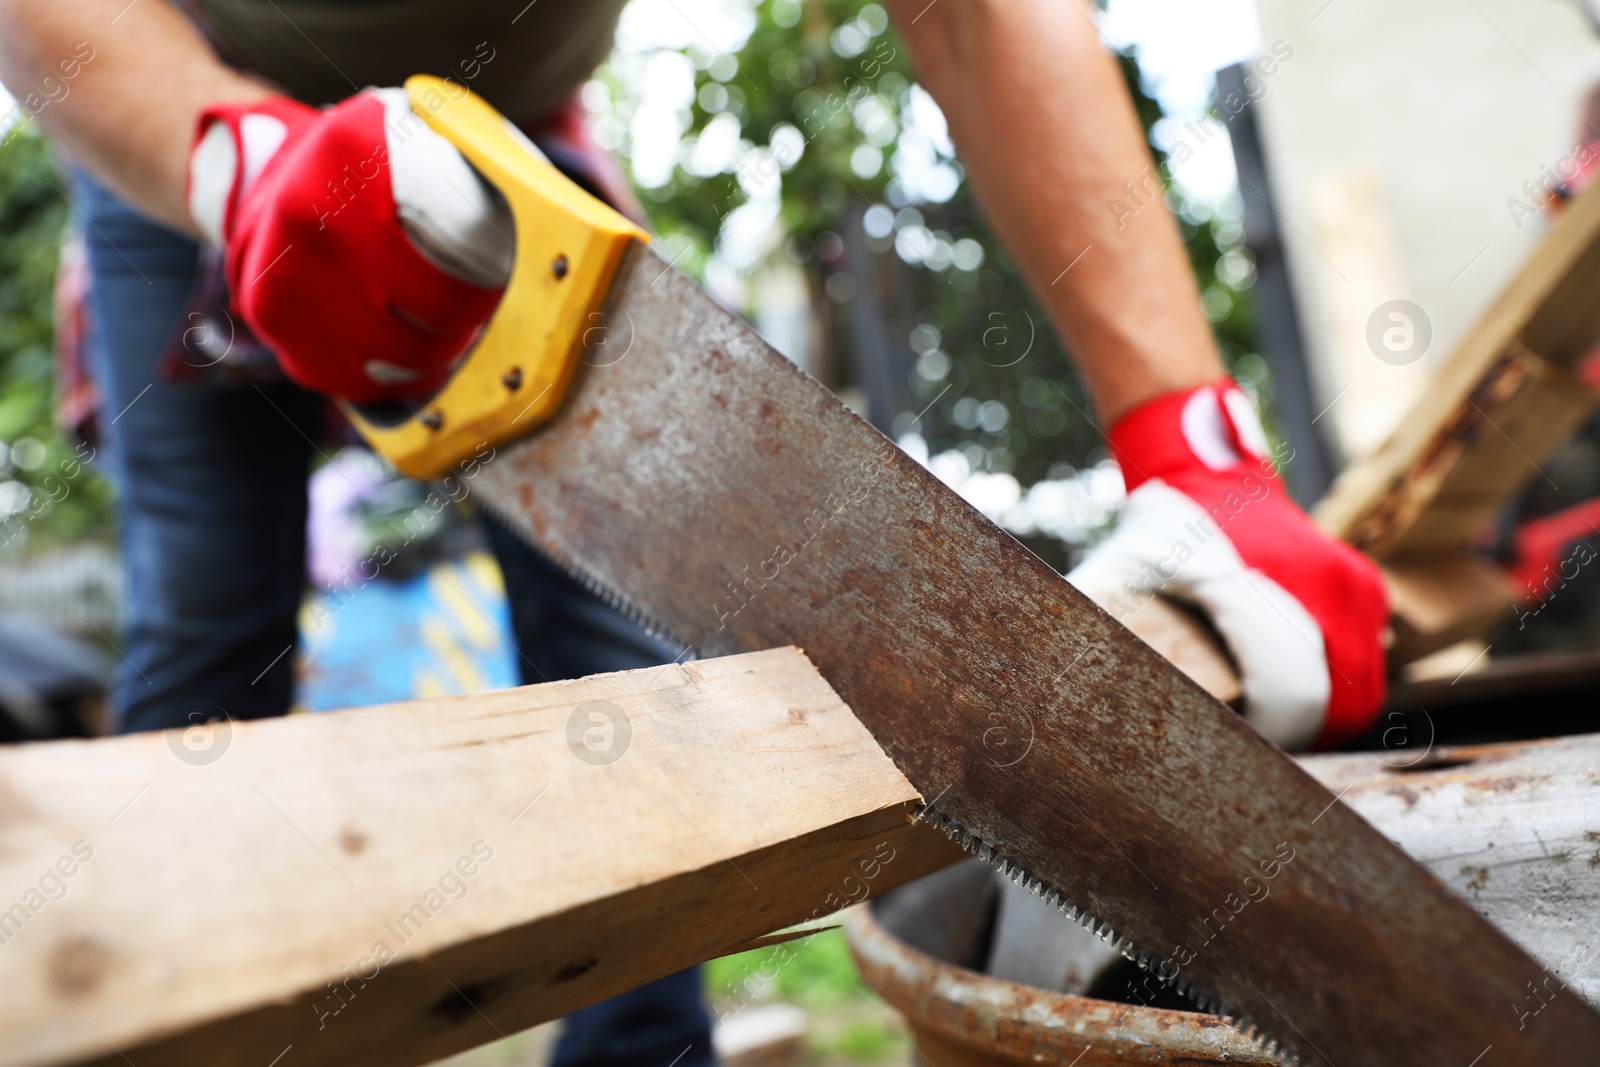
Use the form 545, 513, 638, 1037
0, 0, 270, 232
885, 0, 1224, 425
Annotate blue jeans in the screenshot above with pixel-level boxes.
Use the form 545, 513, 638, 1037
75, 172, 712, 1067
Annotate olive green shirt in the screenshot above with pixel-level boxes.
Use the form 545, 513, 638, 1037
185, 0, 628, 120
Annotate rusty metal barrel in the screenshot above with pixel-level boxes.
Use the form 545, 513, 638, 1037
845, 864, 1281, 1067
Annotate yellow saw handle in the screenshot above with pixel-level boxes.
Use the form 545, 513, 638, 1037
345, 74, 648, 480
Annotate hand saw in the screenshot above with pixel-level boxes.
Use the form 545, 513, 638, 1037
351, 76, 1600, 1065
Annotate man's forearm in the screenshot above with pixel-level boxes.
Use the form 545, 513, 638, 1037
887, 0, 1224, 426
0, 0, 271, 232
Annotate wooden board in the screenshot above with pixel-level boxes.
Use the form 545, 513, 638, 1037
1382, 553, 1516, 664
1301, 733, 1600, 1008
1300, 178, 1600, 661
1314, 178, 1600, 561
0, 647, 960, 1067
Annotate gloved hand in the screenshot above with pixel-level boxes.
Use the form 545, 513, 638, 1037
186, 88, 516, 404
1068, 379, 1387, 750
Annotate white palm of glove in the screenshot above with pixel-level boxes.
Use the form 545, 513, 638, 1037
1067, 479, 1330, 751
188, 87, 515, 288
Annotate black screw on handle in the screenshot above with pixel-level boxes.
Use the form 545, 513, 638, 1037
552, 254, 569, 280
502, 367, 524, 391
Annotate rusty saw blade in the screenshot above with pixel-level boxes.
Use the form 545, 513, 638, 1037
469, 244, 1600, 1065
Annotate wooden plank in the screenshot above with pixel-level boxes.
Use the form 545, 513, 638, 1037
0, 647, 960, 1067
1339, 343, 1594, 558
1381, 554, 1516, 664
1314, 175, 1600, 560
1300, 734, 1600, 1007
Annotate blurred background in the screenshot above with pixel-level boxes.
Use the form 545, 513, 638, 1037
0, 0, 1265, 735
5, 0, 1600, 1063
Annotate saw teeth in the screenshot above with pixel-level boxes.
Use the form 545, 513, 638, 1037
917, 805, 1298, 1066
1236, 1021, 1302, 1066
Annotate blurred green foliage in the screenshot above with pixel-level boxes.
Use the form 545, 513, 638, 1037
594, 0, 1264, 569
0, 0, 1266, 574
827, 1018, 903, 1062
605, 0, 916, 272
0, 122, 111, 557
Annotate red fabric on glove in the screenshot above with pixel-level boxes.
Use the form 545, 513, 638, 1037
192, 93, 504, 405
1108, 379, 1388, 747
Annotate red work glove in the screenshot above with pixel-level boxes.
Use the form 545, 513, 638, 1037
1068, 379, 1387, 750
185, 89, 515, 404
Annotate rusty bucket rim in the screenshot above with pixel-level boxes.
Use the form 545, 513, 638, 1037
843, 899, 1283, 1066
